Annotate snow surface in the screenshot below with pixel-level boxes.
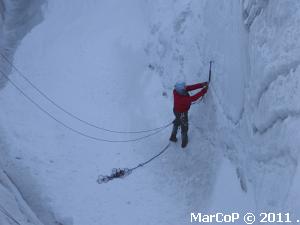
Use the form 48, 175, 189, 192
0, 0, 300, 225
242, 0, 300, 215
0, 0, 45, 88
0, 0, 46, 224
0, 169, 43, 225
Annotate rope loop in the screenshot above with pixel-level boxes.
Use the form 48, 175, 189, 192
97, 143, 171, 184
97, 168, 132, 184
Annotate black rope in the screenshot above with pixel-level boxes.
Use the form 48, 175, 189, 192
130, 142, 171, 170
97, 142, 171, 184
0, 53, 172, 134
0, 70, 172, 143
0, 204, 21, 225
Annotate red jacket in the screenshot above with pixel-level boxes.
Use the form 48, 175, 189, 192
173, 82, 208, 113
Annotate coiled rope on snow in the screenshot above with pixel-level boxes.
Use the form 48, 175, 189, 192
97, 142, 171, 184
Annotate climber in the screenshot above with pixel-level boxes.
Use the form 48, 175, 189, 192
170, 81, 208, 148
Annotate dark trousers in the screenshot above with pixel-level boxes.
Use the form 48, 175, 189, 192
171, 109, 189, 140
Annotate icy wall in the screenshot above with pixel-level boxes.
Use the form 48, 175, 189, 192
242, 0, 269, 29
242, 0, 300, 214
0, 0, 45, 88
147, 0, 300, 215
0, 168, 44, 225
0, 0, 46, 224
146, 0, 249, 122
0, 0, 299, 223
146, 0, 251, 209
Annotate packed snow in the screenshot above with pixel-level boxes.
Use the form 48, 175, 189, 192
0, 0, 299, 225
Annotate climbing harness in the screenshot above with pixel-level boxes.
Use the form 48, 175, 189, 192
0, 53, 172, 134
180, 113, 188, 127
97, 142, 171, 184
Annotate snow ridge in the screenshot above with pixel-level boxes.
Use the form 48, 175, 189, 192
242, 0, 269, 29
0, 1, 52, 225
244, 0, 300, 214
1, 0, 300, 224
0, 0, 45, 88
0, 169, 43, 225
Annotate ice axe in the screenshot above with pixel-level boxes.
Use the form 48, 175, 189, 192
200, 60, 213, 103
208, 60, 214, 84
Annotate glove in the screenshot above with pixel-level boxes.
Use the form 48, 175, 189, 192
203, 86, 208, 95
202, 82, 209, 88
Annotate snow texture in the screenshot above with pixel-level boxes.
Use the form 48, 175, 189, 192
0, 0, 300, 224
0, 168, 43, 225
242, 0, 300, 215
242, 0, 269, 29
0, 0, 52, 224
0, 0, 45, 88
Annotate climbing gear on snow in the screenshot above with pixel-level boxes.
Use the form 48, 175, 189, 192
97, 143, 171, 184
97, 168, 132, 183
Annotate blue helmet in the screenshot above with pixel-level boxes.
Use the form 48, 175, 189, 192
175, 82, 186, 93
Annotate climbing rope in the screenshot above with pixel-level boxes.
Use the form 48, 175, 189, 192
0, 53, 172, 134
0, 204, 21, 225
0, 70, 172, 143
97, 142, 171, 184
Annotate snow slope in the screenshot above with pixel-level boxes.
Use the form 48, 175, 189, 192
1, 1, 221, 224
0, 169, 44, 225
0, 0, 300, 224
0, 0, 45, 88
242, 0, 300, 216
0, 1, 46, 224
